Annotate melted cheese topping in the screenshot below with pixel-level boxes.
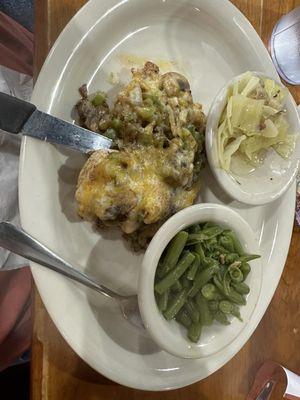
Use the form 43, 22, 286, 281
76, 146, 199, 234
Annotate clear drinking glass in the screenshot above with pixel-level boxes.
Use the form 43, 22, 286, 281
270, 6, 300, 85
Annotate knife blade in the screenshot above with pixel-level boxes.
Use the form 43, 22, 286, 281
0, 92, 112, 153
22, 110, 112, 153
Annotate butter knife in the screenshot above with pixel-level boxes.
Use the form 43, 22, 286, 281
0, 92, 112, 153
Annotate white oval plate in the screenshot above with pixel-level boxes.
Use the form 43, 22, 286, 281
19, 0, 295, 391
205, 72, 300, 205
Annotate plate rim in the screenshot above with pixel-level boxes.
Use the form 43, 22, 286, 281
19, 0, 296, 390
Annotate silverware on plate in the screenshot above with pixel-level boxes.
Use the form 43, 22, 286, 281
0, 222, 142, 328
0, 92, 112, 153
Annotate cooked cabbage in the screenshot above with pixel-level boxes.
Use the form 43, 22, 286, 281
217, 72, 296, 172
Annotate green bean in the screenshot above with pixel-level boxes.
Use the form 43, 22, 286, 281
207, 257, 219, 269
213, 275, 224, 293
203, 222, 219, 229
214, 276, 246, 305
201, 256, 215, 269
188, 322, 202, 343
232, 281, 250, 295
201, 283, 216, 300
188, 224, 201, 234
187, 253, 200, 280
186, 237, 202, 246
171, 280, 182, 292
157, 290, 169, 312
228, 265, 243, 283
218, 264, 226, 280
219, 236, 235, 253
208, 300, 219, 312
158, 231, 189, 278
186, 236, 202, 246
231, 304, 243, 321
240, 262, 251, 281
155, 260, 164, 280
227, 289, 246, 305
175, 309, 192, 328
194, 243, 205, 263
155, 251, 195, 295
188, 264, 219, 297
201, 283, 222, 301
222, 229, 233, 235
223, 270, 231, 296
202, 244, 216, 255
195, 293, 213, 326
206, 237, 218, 247
184, 300, 200, 324
213, 245, 230, 254
164, 289, 188, 320
219, 300, 233, 314
187, 226, 223, 245
202, 226, 224, 237
154, 222, 256, 343
182, 275, 192, 289
239, 254, 260, 263
211, 250, 221, 260
223, 230, 244, 256
214, 310, 230, 325
225, 253, 239, 264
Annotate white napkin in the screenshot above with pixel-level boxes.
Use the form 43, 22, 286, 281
0, 65, 32, 270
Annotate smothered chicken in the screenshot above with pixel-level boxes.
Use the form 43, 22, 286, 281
75, 62, 206, 250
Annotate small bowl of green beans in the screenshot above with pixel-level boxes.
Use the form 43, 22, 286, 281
138, 203, 262, 359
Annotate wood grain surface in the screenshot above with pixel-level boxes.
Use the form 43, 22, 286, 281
32, 1, 300, 399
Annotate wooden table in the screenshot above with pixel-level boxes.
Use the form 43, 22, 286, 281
32, 1, 300, 399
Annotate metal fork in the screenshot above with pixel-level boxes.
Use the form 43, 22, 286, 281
0, 222, 142, 328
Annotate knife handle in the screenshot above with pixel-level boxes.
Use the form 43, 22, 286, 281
0, 92, 36, 134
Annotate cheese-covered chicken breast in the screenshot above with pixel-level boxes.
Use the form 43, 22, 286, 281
75, 62, 206, 250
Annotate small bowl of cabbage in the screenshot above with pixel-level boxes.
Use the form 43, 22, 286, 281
205, 71, 300, 205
